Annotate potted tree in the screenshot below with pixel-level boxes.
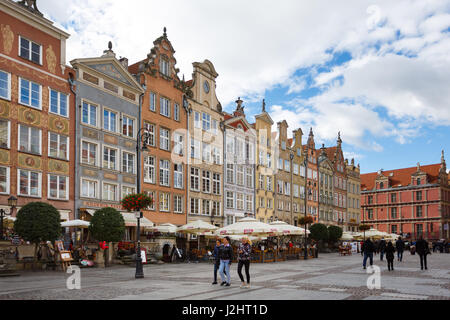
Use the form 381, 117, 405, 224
328, 225, 343, 250
89, 208, 125, 267
14, 202, 61, 270
309, 223, 329, 252
359, 224, 371, 241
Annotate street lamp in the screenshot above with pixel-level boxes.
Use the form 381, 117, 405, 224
1, 196, 17, 240
303, 146, 309, 260
135, 127, 150, 279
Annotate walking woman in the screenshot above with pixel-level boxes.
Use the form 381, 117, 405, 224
385, 241, 396, 271
237, 236, 252, 289
218, 236, 233, 287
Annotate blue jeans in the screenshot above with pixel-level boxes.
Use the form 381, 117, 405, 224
363, 252, 373, 268
397, 250, 403, 261
219, 260, 231, 284
380, 250, 385, 261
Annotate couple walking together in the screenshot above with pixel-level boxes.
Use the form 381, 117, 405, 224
212, 236, 252, 288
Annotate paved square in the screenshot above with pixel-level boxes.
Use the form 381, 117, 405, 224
0, 253, 449, 300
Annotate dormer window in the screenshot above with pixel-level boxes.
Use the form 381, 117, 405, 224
417, 178, 421, 185
19, 36, 42, 65
160, 58, 170, 76
380, 182, 384, 189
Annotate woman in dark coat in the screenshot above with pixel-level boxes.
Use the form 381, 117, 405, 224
385, 241, 396, 271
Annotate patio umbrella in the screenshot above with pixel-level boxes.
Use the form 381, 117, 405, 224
269, 221, 310, 235
340, 232, 355, 241
216, 217, 278, 236
177, 220, 218, 251
61, 220, 90, 228
145, 223, 178, 234
5, 216, 16, 222
364, 228, 387, 239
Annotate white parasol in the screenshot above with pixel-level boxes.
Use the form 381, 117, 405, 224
146, 223, 178, 234
216, 217, 278, 236
61, 220, 90, 228
269, 221, 310, 235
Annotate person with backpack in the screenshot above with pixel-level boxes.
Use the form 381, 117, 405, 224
415, 236, 430, 270
362, 238, 375, 269
218, 236, 233, 287
396, 236, 405, 262
385, 241, 396, 271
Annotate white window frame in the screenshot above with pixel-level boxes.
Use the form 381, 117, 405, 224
202, 170, 211, 194
81, 101, 98, 127
174, 103, 180, 121
49, 88, 69, 118
103, 108, 118, 133
103, 145, 119, 171
48, 174, 69, 200
174, 195, 183, 213
144, 122, 155, 147
236, 193, 244, 211
122, 115, 135, 138
144, 155, 156, 184
102, 182, 118, 202
202, 113, 211, 131
0, 119, 11, 149
160, 127, 170, 151
202, 142, 211, 163
246, 195, 253, 212
159, 159, 170, 187
122, 151, 135, 174
194, 112, 201, 129
226, 192, 235, 209
191, 198, 200, 215
19, 77, 42, 110
80, 139, 99, 167
0, 70, 11, 101
18, 124, 41, 155
19, 36, 42, 65
190, 167, 200, 191
213, 173, 221, 195
122, 185, 136, 199
159, 192, 170, 212
149, 92, 156, 111
80, 178, 99, 199
174, 163, 183, 189
18, 169, 41, 197
48, 132, 69, 160
202, 199, 210, 216
0, 166, 10, 195
160, 97, 171, 118
246, 167, 253, 188
191, 138, 200, 159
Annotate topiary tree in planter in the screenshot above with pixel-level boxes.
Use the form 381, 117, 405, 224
88, 207, 125, 267
328, 225, 343, 249
309, 223, 329, 250
359, 224, 371, 241
14, 202, 61, 270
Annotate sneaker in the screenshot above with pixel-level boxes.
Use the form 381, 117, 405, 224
240, 283, 246, 289
246, 283, 251, 289
225, 283, 231, 287
220, 282, 226, 286
212, 281, 218, 285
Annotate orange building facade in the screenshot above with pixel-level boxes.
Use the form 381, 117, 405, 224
0, 0, 75, 220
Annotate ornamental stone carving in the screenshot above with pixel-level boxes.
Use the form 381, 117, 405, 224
1, 25, 14, 54
0, 101, 10, 118
19, 107, 41, 126
0, 150, 10, 165
48, 159, 69, 174
18, 154, 41, 170
46, 45, 57, 74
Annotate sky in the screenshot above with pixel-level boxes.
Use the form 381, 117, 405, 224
37, 0, 450, 174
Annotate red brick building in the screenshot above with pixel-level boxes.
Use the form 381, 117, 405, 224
361, 152, 450, 241
0, 0, 75, 221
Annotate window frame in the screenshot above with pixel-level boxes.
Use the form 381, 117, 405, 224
80, 177, 99, 199
160, 96, 171, 118
19, 36, 42, 65
48, 174, 69, 201
81, 100, 98, 127
0, 166, 10, 195
144, 155, 156, 184
48, 131, 69, 161
160, 127, 170, 151
103, 145, 119, 171
19, 77, 42, 110
18, 124, 42, 155
0, 69, 11, 101
0, 119, 11, 149
102, 181, 119, 202
80, 139, 99, 167
49, 88, 69, 118
103, 107, 118, 133
122, 151, 136, 174
159, 159, 170, 187
18, 169, 41, 198
122, 114, 135, 138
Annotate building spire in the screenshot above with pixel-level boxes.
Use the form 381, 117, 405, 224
262, 99, 266, 113
337, 131, 342, 147
163, 27, 167, 37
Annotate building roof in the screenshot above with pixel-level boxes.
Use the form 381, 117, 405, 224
361, 163, 442, 191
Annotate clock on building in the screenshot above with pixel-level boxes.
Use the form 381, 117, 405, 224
203, 80, 210, 93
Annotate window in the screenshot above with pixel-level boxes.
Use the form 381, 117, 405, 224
144, 156, 155, 184
103, 183, 118, 201
19, 78, 41, 109
122, 186, 135, 198
212, 120, 218, 135
226, 135, 234, 154
285, 182, 291, 196
246, 167, 253, 188
391, 193, 397, 203
277, 180, 284, 194
103, 146, 117, 170
159, 159, 170, 186
149, 92, 156, 111
294, 184, 299, 198
191, 168, 200, 191
160, 128, 170, 151
0, 70, 11, 100
281, 141, 286, 150
391, 207, 397, 219
202, 170, 211, 193
416, 191, 422, 201
173, 103, 180, 121
267, 153, 272, 168
81, 141, 98, 166
145, 191, 155, 210
160, 97, 170, 117
19, 125, 41, 154
0, 119, 10, 149
191, 198, 200, 214
49, 89, 68, 117
174, 163, 183, 189
202, 113, 211, 131
160, 58, 170, 76
19, 37, 42, 64
368, 195, 373, 204
18, 169, 41, 197
0, 166, 10, 194
82, 102, 97, 127
160, 192, 170, 212
391, 225, 397, 234
191, 138, 200, 159
144, 123, 155, 146
293, 163, 299, 175
416, 224, 423, 235
174, 195, 183, 213
194, 112, 201, 129
285, 160, 290, 172
48, 175, 68, 200
81, 178, 97, 198
259, 174, 264, 190
236, 193, 244, 210
416, 206, 423, 217
202, 200, 210, 216
202, 142, 211, 163
122, 116, 134, 137
212, 201, 221, 216
226, 164, 234, 184
48, 132, 68, 160
267, 199, 273, 209
259, 151, 265, 166
246, 195, 253, 212
103, 109, 117, 132
122, 152, 135, 174
235, 165, 244, 185
278, 158, 283, 170
226, 192, 234, 209
367, 209, 373, 220
213, 173, 221, 195
213, 147, 221, 165
259, 197, 265, 208
300, 165, 305, 177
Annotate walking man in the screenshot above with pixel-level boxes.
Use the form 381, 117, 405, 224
379, 237, 386, 261
212, 239, 223, 285
362, 238, 375, 269
385, 241, 396, 271
237, 237, 252, 289
395, 236, 405, 262
218, 236, 233, 287
415, 236, 430, 270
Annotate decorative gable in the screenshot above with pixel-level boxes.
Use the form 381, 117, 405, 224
88, 63, 132, 86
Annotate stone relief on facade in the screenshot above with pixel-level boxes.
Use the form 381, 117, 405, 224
49, 115, 69, 135
18, 154, 41, 170
0, 150, 10, 165
48, 159, 69, 174
19, 107, 41, 126
0, 101, 10, 118
46, 45, 57, 74
1, 24, 14, 54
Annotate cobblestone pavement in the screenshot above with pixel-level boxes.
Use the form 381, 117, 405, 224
0, 253, 449, 300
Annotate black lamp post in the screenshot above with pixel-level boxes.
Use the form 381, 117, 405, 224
303, 146, 309, 260
135, 127, 150, 279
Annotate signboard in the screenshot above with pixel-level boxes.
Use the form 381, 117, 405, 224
60, 251, 73, 262
141, 250, 147, 264
444, 223, 449, 231
350, 242, 358, 253
55, 240, 64, 252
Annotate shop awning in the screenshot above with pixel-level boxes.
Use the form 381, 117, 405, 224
122, 212, 154, 228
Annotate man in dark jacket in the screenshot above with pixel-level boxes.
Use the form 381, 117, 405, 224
396, 237, 405, 262
362, 238, 375, 269
218, 236, 233, 286
415, 236, 430, 270
212, 239, 223, 285
379, 238, 386, 261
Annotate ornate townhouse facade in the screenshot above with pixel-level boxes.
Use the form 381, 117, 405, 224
317, 144, 335, 227
304, 129, 319, 223
223, 98, 256, 226
70, 43, 144, 239
361, 152, 450, 240
346, 158, 361, 232
254, 100, 275, 223
289, 129, 306, 226
0, 0, 75, 221
128, 29, 188, 226
185, 60, 224, 227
